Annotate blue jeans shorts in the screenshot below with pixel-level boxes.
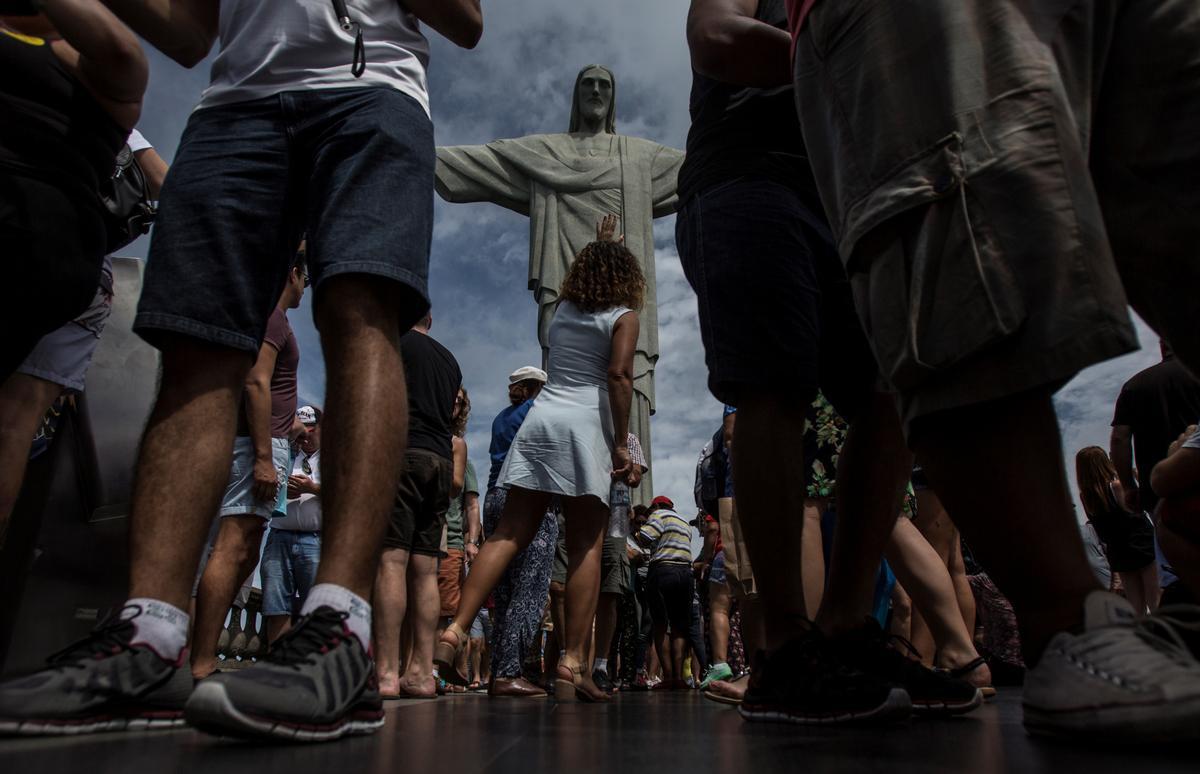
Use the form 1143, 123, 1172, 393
708, 549, 727, 587
469, 608, 491, 640
136, 86, 435, 354
261, 528, 322, 617
219, 436, 291, 520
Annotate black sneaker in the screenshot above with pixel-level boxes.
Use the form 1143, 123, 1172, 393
0, 607, 192, 736
184, 606, 384, 742
738, 628, 911, 724
592, 669, 614, 694
837, 621, 982, 716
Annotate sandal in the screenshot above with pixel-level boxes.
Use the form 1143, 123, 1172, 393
945, 656, 996, 699
434, 622, 470, 686
554, 658, 610, 703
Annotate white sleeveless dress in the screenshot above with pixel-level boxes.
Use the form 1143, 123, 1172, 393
498, 301, 635, 505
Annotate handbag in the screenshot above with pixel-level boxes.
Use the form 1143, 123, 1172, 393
99, 144, 157, 253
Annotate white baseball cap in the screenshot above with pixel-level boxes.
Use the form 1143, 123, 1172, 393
509, 366, 548, 384
296, 405, 321, 425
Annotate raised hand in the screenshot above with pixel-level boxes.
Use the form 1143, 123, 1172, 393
595, 213, 623, 243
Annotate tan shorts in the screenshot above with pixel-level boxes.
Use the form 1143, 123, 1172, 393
718, 497, 757, 599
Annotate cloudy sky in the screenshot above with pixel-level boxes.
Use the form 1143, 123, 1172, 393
124, 0, 1161, 518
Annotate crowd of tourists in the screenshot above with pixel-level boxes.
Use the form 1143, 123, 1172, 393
2, 0, 1200, 753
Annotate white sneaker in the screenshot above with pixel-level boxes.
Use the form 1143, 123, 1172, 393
1023, 591, 1200, 743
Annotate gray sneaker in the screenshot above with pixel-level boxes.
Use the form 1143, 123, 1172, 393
1023, 591, 1200, 743
0, 609, 192, 736
184, 606, 384, 742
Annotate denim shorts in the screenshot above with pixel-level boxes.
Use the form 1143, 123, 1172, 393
261, 528, 322, 617
675, 177, 876, 419
219, 436, 292, 520
136, 86, 435, 355
469, 607, 491, 640
708, 549, 727, 587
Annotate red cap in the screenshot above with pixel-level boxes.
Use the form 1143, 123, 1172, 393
649, 495, 675, 510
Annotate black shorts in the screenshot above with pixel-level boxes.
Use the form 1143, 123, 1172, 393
136, 86, 434, 354
2, 170, 105, 378
646, 562, 694, 633
675, 177, 877, 421
385, 448, 451, 556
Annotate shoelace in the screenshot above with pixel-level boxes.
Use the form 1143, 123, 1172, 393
46, 605, 141, 666
1064, 615, 1198, 687
267, 608, 351, 669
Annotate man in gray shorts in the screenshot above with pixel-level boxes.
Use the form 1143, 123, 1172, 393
790, 0, 1200, 741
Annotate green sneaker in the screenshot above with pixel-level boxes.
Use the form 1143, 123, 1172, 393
701, 662, 733, 689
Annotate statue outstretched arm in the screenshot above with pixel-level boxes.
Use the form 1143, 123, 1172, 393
650, 144, 685, 217
434, 144, 531, 215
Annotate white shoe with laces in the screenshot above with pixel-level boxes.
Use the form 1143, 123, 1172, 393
1022, 591, 1200, 743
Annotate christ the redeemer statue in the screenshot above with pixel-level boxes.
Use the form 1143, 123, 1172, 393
434, 64, 684, 506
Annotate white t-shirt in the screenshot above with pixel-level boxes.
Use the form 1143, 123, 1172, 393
197, 0, 430, 116
273, 449, 322, 531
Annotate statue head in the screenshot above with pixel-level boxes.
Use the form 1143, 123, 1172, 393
569, 64, 616, 134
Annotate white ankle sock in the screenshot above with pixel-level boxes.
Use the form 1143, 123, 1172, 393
595, 657, 609, 674
123, 598, 188, 662
301, 583, 372, 649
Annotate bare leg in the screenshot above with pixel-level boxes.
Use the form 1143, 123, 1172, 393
192, 516, 265, 679
594, 592, 620, 674
801, 498, 827, 617
670, 633, 687, 681
129, 340, 250, 608
652, 624, 671, 681
912, 390, 1099, 664
399, 553, 440, 697
728, 390, 809, 648
560, 496, 607, 698
708, 581, 731, 664
949, 538, 977, 635
890, 583, 912, 640
373, 548, 409, 696
449, 487, 550, 634
0, 374, 63, 548
265, 615, 290, 646
469, 635, 484, 683
886, 517, 990, 684
313, 276, 415, 599
814, 392, 913, 636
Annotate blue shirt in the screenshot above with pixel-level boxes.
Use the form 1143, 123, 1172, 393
488, 399, 534, 490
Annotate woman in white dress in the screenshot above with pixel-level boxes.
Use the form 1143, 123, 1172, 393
436, 216, 641, 702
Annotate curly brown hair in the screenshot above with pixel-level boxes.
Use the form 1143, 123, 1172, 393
558, 240, 645, 313
452, 387, 471, 438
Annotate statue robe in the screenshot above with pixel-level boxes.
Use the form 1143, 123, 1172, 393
435, 132, 683, 506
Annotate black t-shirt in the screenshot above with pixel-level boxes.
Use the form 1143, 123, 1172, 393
0, 28, 126, 198
1111, 357, 1200, 510
675, 0, 822, 209
400, 330, 462, 460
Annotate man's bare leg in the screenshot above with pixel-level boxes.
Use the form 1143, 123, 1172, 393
311, 276, 412, 599
373, 548, 409, 696
399, 553, 440, 697
192, 516, 265, 678
0, 374, 64, 548
593, 592, 620, 675
729, 389, 809, 649
912, 390, 1099, 664
129, 340, 251, 609
708, 582, 731, 664
801, 499, 827, 618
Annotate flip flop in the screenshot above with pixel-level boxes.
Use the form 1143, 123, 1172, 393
702, 675, 748, 706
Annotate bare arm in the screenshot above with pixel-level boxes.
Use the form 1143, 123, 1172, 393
405, 0, 482, 49
686, 0, 792, 88
1110, 424, 1138, 510
42, 0, 147, 127
722, 411, 735, 451
450, 435, 467, 499
100, 0, 218, 67
1151, 426, 1200, 497
607, 312, 639, 484
133, 146, 168, 199
244, 342, 278, 502
464, 491, 481, 561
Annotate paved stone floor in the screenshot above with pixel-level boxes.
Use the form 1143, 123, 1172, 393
0, 689, 1194, 773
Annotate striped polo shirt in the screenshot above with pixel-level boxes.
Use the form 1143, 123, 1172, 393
638, 508, 693, 566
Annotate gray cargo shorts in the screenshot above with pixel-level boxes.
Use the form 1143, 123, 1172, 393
794, 0, 1200, 429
